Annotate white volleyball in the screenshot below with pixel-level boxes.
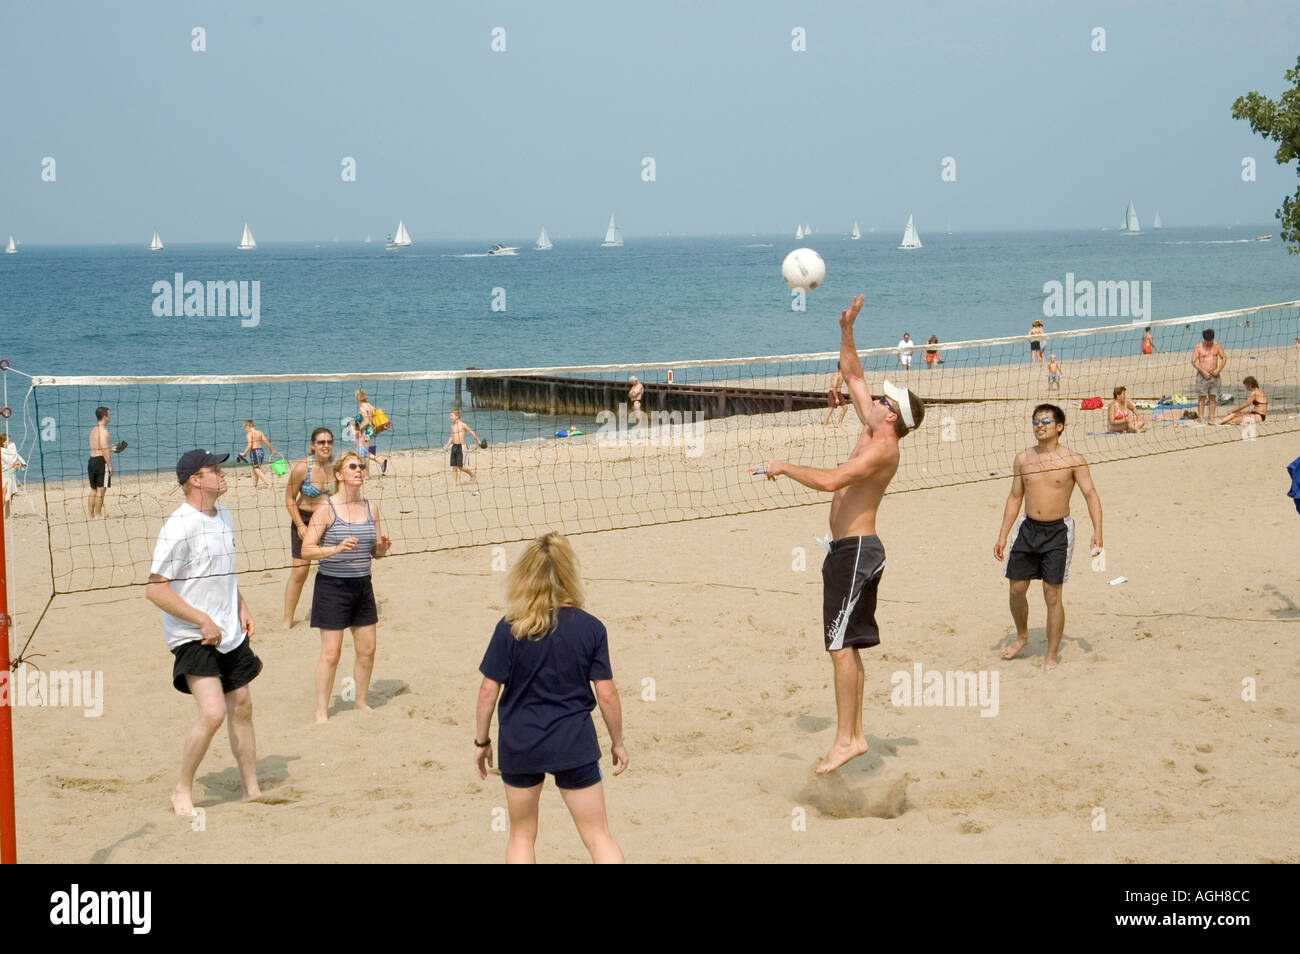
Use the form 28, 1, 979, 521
782, 248, 826, 291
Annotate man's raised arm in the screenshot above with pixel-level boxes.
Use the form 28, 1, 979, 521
838, 294, 872, 424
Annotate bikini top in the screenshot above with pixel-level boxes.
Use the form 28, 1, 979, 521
300, 462, 331, 498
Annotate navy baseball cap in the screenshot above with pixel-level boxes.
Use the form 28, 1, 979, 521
177, 449, 229, 485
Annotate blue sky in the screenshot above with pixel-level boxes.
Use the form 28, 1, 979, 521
2, 0, 1297, 243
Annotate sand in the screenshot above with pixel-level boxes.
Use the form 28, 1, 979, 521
5, 406, 1299, 862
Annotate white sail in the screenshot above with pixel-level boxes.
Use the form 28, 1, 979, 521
897, 214, 922, 250
947, 218, 953, 235
148, 231, 163, 251
1153, 210, 1163, 230
535, 226, 552, 250
237, 224, 256, 249
1122, 201, 1141, 235
601, 214, 623, 247
4, 235, 16, 254
364, 235, 372, 244
850, 221, 861, 240
385, 219, 412, 249
796, 224, 804, 239
1120, 207, 1129, 230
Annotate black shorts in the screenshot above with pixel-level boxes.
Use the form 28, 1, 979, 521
289, 508, 315, 560
501, 761, 602, 791
1004, 515, 1075, 585
247, 448, 266, 466
171, 637, 262, 694
1030, 340, 1042, 352
311, 573, 378, 630
88, 456, 110, 490
822, 536, 886, 650
450, 444, 464, 468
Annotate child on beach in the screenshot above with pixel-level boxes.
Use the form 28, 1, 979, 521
1046, 355, 1061, 392
475, 532, 627, 863
237, 420, 277, 489
443, 409, 483, 488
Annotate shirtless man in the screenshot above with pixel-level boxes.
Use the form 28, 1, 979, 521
443, 409, 482, 487
823, 362, 849, 426
1141, 327, 1154, 355
994, 404, 1102, 670
1107, 386, 1146, 433
1191, 328, 1227, 423
765, 294, 925, 774
87, 406, 113, 518
1217, 376, 1268, 426
628, 376, 644, 426
238, 420, 278, 489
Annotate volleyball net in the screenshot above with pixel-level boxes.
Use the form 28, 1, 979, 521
3, 299, 1298, 599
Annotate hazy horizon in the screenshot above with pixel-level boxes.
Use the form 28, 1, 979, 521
3, 0, 1298, 245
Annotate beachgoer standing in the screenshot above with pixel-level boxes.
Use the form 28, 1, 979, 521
88, 405, 113, 518
1046, 355, 1061, 393
1191, 329, 1227, 423
1029, 320, 1045, 363
238, 420, 277, 490
1, 433, 28, 519
824, 362, 849, 426
897, 332, 913, 370
628, 376, 644, 426
924, 335, 940, 370
993, 405, 1102, 670
282, 427, 335, 629
300, 450, 391, 722
146, 450, 263, 816
764, 294, 925, 774
444, 409, 482, 488
475, 532, 627, 863
1141, 327, 1154, 355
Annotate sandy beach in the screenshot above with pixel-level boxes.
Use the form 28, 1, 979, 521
5, 399, 1298, 862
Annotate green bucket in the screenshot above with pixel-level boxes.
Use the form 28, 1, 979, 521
269, 456, 288, 477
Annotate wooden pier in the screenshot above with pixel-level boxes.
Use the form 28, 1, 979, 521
464, 374, 832, 419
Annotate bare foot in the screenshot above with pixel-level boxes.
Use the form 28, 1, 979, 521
354, 703, 372, 712
242, 788, 264, 802
1044, 655, 1059, 671
314, 711, 329, 724
171, 787, 197, 817
816, 737, 869, 774
281, 618, 295, 631
1001, 636, 1029, 660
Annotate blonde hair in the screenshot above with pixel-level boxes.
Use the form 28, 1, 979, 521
355, 389, 368, 403
505, 533, 586, 639
333, 450, 364, 477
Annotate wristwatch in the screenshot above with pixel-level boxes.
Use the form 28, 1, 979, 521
474, 737, 491, 747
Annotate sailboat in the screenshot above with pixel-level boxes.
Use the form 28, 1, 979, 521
601, 214, 623, 247
897, 214, 922, 250
1153, 210, 1163, 230
1121, 201, 1141, 236
946, 218, 953, 236
237, 224, 256, 249
850, 221, 861, 240
385, 220, 412, 250
805, 223, 812, 235
4, 235, 16, 254
363, 235, 372, 244
535, 226, 553, 251
1120, 207, 1128, 231
148, 231, 164, 251
796, 224, 805, 240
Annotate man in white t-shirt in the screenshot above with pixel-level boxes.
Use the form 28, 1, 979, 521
146, 449, 263, 817
897, 333, 914, 369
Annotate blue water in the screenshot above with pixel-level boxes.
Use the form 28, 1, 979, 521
1, 229, 1295, 480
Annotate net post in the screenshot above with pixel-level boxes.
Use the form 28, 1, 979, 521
0, 476, 16, 864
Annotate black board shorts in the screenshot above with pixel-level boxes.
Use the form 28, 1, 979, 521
88, 456, 110, 490
171, 637, 262, 694
289, 507, 315, 560
311, 573, 378, 630
1004, 515, 1075, 585
450, 444, 464, 468
822, 536, 886, 651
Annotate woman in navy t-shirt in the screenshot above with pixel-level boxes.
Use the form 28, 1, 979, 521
475, 532, 627, 863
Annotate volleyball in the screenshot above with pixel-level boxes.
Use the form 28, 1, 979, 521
782, 248, 826, 291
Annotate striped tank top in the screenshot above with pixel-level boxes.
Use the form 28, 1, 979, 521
318, 498, 376, 578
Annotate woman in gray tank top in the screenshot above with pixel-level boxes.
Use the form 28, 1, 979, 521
301, 450, 392, 723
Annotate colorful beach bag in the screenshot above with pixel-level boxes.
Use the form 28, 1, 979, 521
371, 407, 392, 433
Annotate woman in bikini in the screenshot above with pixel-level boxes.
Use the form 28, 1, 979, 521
282, 427, 336, 629
1217, 376, 1268, 426
1107, 386, 1146, 433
